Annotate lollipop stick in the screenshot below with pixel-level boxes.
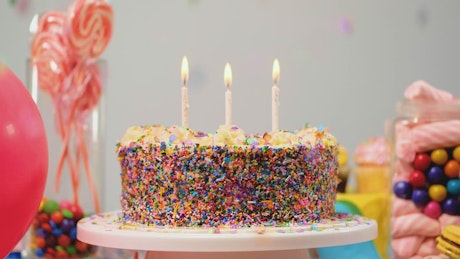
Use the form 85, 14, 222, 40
77, 122, 100, 213
55, 100, 81, 206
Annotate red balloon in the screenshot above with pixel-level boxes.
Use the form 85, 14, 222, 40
0, 62, 48, 258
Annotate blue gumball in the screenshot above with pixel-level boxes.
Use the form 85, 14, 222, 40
427, 166, 447, 184
411, 189, 430, 207
393, 181, 413, 199
442, 197, 460, 215
447, 179, 460, 196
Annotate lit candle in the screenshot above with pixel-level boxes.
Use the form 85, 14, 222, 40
272, 58, 280, 132
224, 62, 232, 126
181, 56, 189, 128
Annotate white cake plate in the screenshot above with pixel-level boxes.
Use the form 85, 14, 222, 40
78, 211, 377, 259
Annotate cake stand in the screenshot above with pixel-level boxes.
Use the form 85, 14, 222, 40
78, 211, 377, 259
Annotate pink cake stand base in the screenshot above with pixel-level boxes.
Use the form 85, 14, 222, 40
78, 211, 377, 259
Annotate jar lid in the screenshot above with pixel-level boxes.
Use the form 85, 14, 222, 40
397, 99, 460, 123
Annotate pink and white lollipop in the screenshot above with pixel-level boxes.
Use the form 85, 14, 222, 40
67, 0, 114, 59
31, 31, 72, 94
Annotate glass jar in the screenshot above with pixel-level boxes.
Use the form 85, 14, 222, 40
25, 59, 106, 258
389, 98, 460, 258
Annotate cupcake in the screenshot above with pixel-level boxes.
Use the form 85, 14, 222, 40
354, 137, 391, 193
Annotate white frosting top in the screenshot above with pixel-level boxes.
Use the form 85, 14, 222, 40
119, 124, 337, 148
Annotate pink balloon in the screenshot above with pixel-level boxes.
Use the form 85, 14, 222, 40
0, 63, 48, 258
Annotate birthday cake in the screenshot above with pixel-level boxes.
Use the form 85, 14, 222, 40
117, 124, 339, 228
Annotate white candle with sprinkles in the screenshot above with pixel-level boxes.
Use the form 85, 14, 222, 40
224, 62, 232, 126
272, 58, 280, 132
181, 56, 189, 128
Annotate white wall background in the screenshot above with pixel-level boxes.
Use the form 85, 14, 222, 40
1, 0, 460, 211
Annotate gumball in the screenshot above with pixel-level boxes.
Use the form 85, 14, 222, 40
55, 249, 69, 258
58, 234, 71, 247
427, 166, 447, 184
46, 247, 56, 256
37, 212, 50, 224
69, 227, 77, 240
62, 209, 73, 219
75, 240, 88, 252
41, 223, 52, 233
70, 204, 84, 220
428, 184, 447, 202
453, 146, 460, 162
393, 181, 413, 199
447, 179, 460, 196
38, 198, 47, 212
61, 218, 75, 232
444, 160, 460, 178
411, 189, 430, 207
52, 228, 63, 237
35, 236, 46, 249
34, 248, 45, 257
43, 200, 60, 214
424, 201, 442, 219
413, 153, 431, 171
66, 245, 77, 255
409, 170, 427, 188
59, 200, 73, 210
51, 211, 64, 224
431, 149, 448, 165
442, 198, 460, 215
45, 235, 57, 247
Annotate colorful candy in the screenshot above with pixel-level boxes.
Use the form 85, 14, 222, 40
453, 146, 460, 162
424, 201, 442, 219
411, 189, 430, 207
393, 181, 413, 199
442, 198, 460, 216
428, 185, 447, 202
431, 148, 449, 165
447, 179, 460, 196
444, 159, 460, 178
409, 170, 427, 188
427, 166, 446, 185
413, 153, 431, 171
31, 199, 94, 258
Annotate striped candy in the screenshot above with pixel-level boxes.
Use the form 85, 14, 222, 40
67, 0, 114, 59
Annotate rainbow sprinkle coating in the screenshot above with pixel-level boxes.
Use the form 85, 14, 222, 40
117, 125, 338, 228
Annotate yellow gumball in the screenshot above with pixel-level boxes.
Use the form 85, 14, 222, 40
38, 197, 47, 212
453, 146, 460, 162
338, 146, 348, 167
429, 184, 447, 202
431, 149, 448, 165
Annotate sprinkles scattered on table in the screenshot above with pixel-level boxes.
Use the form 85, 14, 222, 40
116, 124, 339, 228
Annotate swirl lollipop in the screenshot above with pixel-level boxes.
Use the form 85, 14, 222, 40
31, 31, 72, 94
67, 0, 114, 59
37, 11, 67, 34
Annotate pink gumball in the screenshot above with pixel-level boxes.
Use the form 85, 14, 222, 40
424, 201, 442, 219
0, 62, 48, 258
59, 199, 73, 210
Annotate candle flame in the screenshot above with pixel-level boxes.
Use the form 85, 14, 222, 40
224, 62, 232, 88
181, 56, 189, 86
272, 58, 280, 84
